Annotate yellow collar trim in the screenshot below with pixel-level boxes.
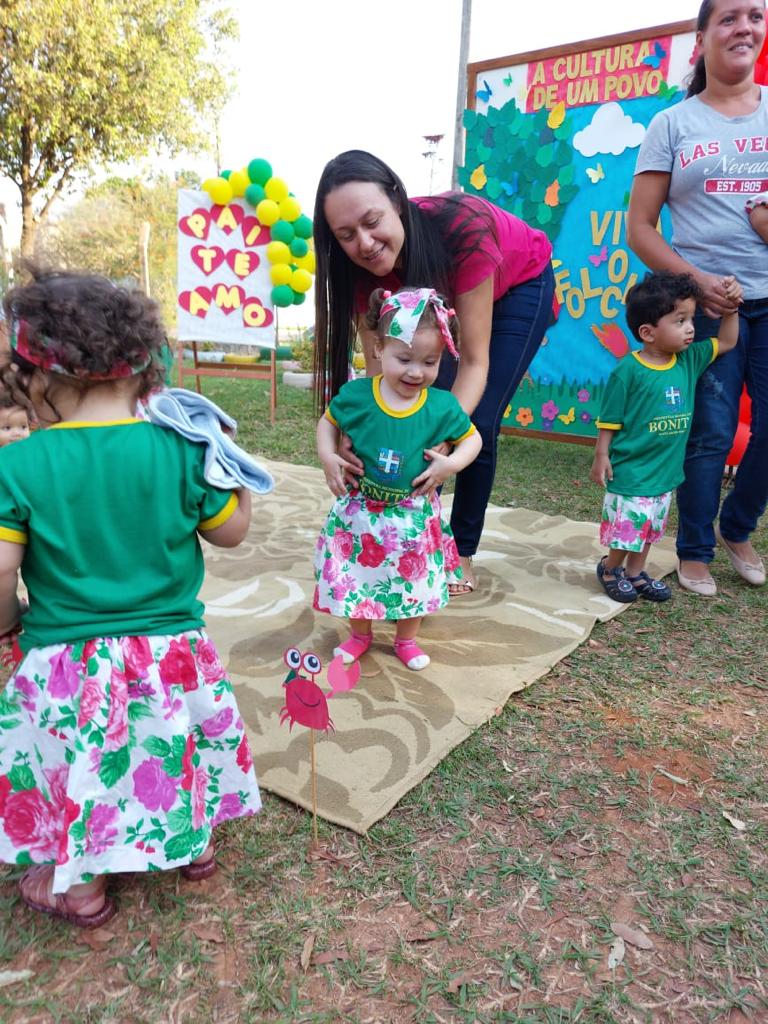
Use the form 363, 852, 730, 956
49, 418, 143, 429
372, 375, 428, 418
632, 351, 677, 371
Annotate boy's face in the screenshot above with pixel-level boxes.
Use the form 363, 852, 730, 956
642, 298, 697, 357
0, 406, 30, 447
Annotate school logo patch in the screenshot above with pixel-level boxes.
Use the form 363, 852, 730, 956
664, 386, 682, 409
377, 448, 403, 477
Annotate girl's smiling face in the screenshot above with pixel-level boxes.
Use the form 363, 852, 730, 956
699, 1, 766, 83
324, 182, 405, 277
375, 327, 443, 403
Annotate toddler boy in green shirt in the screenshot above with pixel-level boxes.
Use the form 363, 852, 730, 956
590, 271, 739, 603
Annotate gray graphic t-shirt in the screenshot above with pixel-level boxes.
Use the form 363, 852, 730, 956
635, 87, 768, 299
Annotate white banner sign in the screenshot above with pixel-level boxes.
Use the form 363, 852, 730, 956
176, 189, 276, 346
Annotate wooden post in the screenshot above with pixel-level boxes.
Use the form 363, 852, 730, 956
452, 0, 472, 189
139, 221, 151, 296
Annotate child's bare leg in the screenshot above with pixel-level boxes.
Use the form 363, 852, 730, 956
334, 619, 373, 664
393, 617, 430, 671
625, 543, 650, 577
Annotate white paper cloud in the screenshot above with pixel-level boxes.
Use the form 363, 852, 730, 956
573, 102, 646, 157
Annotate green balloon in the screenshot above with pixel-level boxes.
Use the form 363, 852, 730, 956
248, 158, 273, 185
289, 237, 308, 258
271, 284, 294, 308
245, 183, 265, 206
271, 220, 295, 244
293, 214, 313, 239
221, 169, 232, 180
292, 291, 306, 305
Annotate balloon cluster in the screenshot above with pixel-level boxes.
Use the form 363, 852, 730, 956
202, 158, 314, 309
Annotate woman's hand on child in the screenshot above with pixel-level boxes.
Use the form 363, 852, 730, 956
338, 433, 365, 486
321, 453, 355, 498
747, 204, 768, 245
590, 453, 613, 488
720, 275, 743, 307
694, 271, 741, 318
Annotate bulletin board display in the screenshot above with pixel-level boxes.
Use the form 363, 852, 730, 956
462, 20, 697, 440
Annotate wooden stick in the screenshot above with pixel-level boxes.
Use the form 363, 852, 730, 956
309, 729, 319, 848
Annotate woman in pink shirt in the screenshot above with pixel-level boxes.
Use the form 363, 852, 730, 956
313, 150, 554, 594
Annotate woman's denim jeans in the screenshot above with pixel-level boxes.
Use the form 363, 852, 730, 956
677, 297, 768, 562
435, 263, 555, 557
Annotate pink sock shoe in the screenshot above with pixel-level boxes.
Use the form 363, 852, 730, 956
393, 637, 430, 671
334, 631, 372, 664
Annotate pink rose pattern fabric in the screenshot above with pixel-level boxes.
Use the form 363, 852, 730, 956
0, 630, 261, 894
313, 491, 462, 620
599, 491, 672, 553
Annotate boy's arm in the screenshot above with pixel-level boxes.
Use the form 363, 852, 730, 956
199, 489, 252, 548
715, 308, 739, 356
590, 428, 615, 487
411, 430, 483, 497
0, 540, 24, 635
317, 415, 350, 498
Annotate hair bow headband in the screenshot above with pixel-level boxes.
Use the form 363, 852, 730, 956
9, 318, 151, 381
379, 288, 458, 359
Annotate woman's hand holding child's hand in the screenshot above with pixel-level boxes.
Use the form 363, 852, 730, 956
694, 271, 742, 318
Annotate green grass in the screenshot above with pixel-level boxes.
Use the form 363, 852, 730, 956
2, 373, 767, 1023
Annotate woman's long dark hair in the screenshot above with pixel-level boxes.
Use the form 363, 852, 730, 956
687, 0, 717, 96
312, 150, 498, 409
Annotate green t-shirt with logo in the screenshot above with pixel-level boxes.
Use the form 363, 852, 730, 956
326, 376, 476, 503
0, 419, 237, 651
596, 339, 717, 497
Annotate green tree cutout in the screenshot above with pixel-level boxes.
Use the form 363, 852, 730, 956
0, 0, 237, 259
458, 98, 579, 242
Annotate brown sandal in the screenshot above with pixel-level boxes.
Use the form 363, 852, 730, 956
180, 843, 217, 881
20, 865, 116, 929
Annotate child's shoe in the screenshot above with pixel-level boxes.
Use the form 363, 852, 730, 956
334, 631, 372, 664
596, 556, 637, 603
393, 637, 430, 671
627, 571, 672, 602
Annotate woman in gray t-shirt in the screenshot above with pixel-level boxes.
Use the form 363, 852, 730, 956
627, 0, 768, 597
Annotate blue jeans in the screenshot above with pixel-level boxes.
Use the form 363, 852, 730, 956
435, 264, 555, 556
676, 297, 768, 562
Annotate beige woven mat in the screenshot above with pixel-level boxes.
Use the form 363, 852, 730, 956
200, 459, 676, 833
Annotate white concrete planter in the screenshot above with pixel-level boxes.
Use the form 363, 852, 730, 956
282, 371, 314, 390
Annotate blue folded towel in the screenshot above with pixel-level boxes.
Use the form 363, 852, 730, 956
147, 388, 274, 494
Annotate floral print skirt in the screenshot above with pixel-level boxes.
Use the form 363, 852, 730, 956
313, 491, 461, 620
600, 490, 672, 552
0, 631, 261, 893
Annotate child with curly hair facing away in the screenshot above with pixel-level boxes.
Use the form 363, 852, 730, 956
591, 270, 739, 602
314, 287, 482, 670
0, 269, 261, 928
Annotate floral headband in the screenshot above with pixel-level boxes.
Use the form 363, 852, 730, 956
379, 288, 459, 360
9, 317, 151, 381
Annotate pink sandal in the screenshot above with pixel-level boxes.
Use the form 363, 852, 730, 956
20, 865, 116, 929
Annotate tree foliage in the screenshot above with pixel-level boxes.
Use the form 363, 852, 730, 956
0, 0, 237, 256
38, 173, 200, 329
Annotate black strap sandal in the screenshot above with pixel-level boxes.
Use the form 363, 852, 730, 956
596, 557, 638, 603
627, 571, 672, 602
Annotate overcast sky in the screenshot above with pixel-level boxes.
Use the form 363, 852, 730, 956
1, 0, 698, 321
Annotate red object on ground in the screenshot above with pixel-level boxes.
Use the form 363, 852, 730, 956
726, 388, 752, 467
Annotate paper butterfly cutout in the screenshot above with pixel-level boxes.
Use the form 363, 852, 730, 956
476, 78, 493, 103
657, 81, 679, 101
642, 42, 667, 69
503, 73, 513, 87
558, 406, 576, 425
589, 245, 608, 267
586, 163, 605, 184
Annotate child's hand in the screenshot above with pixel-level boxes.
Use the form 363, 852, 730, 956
590, 453, 613, 487
721, 275, 743, 306
411, 448, 454, 498
320, 453, 354, 498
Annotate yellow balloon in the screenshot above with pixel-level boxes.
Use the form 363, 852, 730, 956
278, 196, 301, 222
294, 250, 316, 274
228, 168, 250, 197
290, 268, 313, 293
270, 264, 293, 286
256, 199, 280, 226
266, 240, 291, 264
209, 178, 233, 205
264, 177, 289, 202
201, 177, 218, 196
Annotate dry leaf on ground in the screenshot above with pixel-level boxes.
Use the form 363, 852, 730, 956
610, 922, 654, 949
300, 933, 316, 971
312, 949, 350, 966
191, 923, 225, 944
0, 969, 34, 988
722, 810, 746, 831
607, 936, 625, 969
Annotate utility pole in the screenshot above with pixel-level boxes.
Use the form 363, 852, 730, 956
452, 0, 472, 189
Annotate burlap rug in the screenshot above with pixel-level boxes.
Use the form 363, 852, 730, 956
201, 459, 677, 833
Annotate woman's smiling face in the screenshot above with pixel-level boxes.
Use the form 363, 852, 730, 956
699, 1, 766, 83
323, 181, 405, 277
